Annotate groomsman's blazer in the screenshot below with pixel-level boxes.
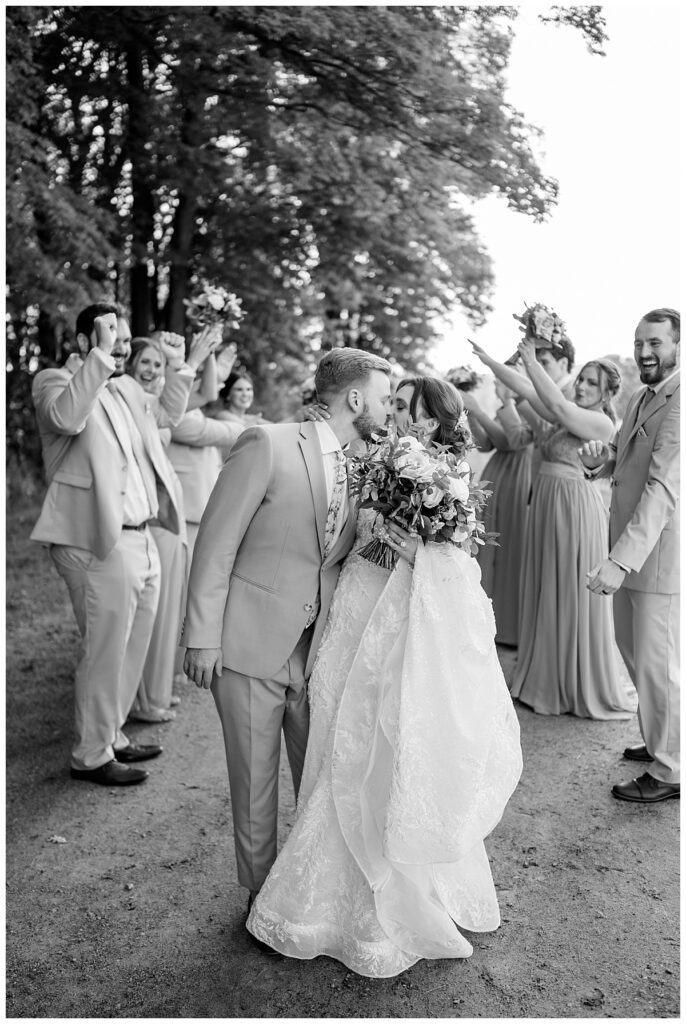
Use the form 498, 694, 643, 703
182, 421, 357, 679
605, 370, 679, 594
31, 349, 192, 560
167, 409, 242, 524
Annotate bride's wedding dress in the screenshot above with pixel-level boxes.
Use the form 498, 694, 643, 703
247, 511, 522, 977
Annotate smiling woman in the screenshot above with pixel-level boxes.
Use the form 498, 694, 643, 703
127, 338, 167, 397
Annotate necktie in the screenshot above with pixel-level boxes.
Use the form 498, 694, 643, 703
636, 386, 656, 424
324, 450, 347, 556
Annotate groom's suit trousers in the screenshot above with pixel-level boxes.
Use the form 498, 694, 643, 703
211, 629, 311, 891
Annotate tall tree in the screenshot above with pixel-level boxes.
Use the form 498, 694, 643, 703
7, 5, 608, 439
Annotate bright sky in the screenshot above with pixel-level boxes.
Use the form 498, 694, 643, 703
430, 3, 682, 372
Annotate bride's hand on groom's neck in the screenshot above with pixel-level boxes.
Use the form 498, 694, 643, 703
303, 401, 330, 422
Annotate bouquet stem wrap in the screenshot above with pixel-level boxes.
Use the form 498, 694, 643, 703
357, 536, 398, 570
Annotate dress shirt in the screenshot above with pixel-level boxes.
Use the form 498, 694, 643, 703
101, 384, 157, 526
314, 420, 349, 548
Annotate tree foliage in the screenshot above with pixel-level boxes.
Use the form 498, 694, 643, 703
6, 4, 608, 457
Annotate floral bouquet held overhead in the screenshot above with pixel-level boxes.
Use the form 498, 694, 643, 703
512, 302, 567, 354
183, 284, 244, 334
349, 433, 495, 569
444, 366, 482, 393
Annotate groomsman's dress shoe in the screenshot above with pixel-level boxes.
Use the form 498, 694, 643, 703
70, 760, 148, 786
623, 743, 653, 762
246, 891, 281, 958
612, 772, 680, 804
114, 743, 163, 763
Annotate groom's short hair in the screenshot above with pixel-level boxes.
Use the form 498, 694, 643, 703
315, 348, 392, 401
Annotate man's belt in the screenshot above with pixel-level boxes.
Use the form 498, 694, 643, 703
122, 521, 150, 532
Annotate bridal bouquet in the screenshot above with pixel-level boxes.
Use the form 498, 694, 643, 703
184, 284, 244, 332
349, 433, 494, 569
512, 302, 566, 350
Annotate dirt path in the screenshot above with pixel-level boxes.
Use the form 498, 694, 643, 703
6, 502, 679, 1018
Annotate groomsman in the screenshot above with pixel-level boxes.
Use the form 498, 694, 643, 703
31, 304, 194, 785
581, 308, 680, 803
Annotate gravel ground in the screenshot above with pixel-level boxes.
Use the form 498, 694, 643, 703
5, 502, 679, 1019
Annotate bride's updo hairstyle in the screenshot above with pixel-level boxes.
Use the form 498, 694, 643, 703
398, 375, 473, 458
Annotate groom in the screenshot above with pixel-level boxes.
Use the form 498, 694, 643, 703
183, 347, 393, 905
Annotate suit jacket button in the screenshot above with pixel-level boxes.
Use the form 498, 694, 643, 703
303, 603, 313, 612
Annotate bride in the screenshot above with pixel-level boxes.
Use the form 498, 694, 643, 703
247, 375, 523, 978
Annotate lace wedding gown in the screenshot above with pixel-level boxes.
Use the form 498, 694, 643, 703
247, 511, 523, 977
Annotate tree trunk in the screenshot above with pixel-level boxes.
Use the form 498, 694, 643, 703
165, 193, 197, 334
125, 43, 155, 335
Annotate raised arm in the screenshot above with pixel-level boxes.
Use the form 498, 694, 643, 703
170, 411, 243, 449
461, 390, 509, 450
468, 340, 555, 423
495, 399, 536, 451
517, 339, 613, 442
32, 346, 114, 435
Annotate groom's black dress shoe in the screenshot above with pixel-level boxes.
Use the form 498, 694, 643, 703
246, 892, 281, 958
612, 772, 680, 804
114, 743, 163, 763
623, 743, 652, 762
70, 760, 148, 786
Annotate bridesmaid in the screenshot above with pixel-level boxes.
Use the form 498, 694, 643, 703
470, 337, 635, 720
125, 338, 188, 722
125, 331, 217, 721
462, 378, 533, 647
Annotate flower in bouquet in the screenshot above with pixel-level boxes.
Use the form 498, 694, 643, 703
445, 365, 482, 392
512, 302, 566, 350
349, 432, 496, 569
184, 284, 244, 332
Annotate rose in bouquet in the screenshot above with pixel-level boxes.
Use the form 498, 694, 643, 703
512, 302, 566, 350
349, 432, 495, 569
184, 284, 244, 332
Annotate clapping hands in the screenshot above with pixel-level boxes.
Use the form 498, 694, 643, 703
186, 324, 222, 371
215, 341, 238, 383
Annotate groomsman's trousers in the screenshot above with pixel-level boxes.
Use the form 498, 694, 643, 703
211, 629, 312, 892
613, 588, 680, 784
51, 528, 161, 770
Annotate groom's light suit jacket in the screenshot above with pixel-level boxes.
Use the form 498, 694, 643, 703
182, 421, 357, 679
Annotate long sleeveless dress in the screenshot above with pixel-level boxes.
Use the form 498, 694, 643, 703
477, 444, 533, 646
510, 426, 636, 719
247, 512, 522, 977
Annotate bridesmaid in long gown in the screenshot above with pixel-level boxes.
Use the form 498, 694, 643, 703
462, 380, 533, 647
470, 337, 635, 720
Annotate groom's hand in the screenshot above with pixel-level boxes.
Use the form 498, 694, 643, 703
184, 647, 223, 689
